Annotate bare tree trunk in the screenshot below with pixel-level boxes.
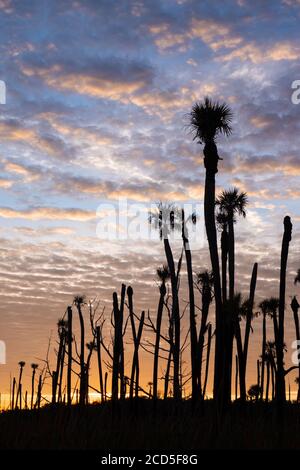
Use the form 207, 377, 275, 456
182, 213, 198, 402
112, 284, 126, 401
261, 312, 266, 401
12, 377, 16, 410
291, 296, 300, 401
266, 361, 270, 403
277, 216, 292, 405
203, 323, 212, 399
235, 354, 238, 401
67, 306, 72, 406
96, 325, 104, 402
31, 369, 36, 410
153, 282, 166, 400
163, 238, 181, 400
76, 302, 86, 406
204, 164, 223, 403
198, 294, 210, 397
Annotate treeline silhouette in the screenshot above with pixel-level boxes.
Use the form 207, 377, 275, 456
4, 98, 300, 413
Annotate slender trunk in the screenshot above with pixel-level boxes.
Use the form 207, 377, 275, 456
204, 163, 223, 402
198, 296, 210, 397
224, 216, 235, 405
135, 311, 145, 397
235, 321, 246, 401
67, 306, 72, 406
164, 347, 172, 400
291, 297, 300, 402
203, 323, 212, 399
58, 339, 66, 402
104, 372, 108, 401
112, 284, 126, 401
235, 355, 238, 401
276, 216, 292, 404
221, 228, 228, 305
242, 263, 258, 397
12, 377, 16, 410
96, 325, 104, 402
266, 361, 270, 403
182, 218, 198, 402
76, 303, 85, 406
16, 366, 24, 407
153, 282, 166, 400
31, 369, 36, 410
256, 359, 260, 402
261, 312, 266, 401
163, 238, 181, 399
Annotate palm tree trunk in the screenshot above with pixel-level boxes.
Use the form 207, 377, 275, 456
183, 230, 198, 403
198, 296, 210, 397
153, 282, 166, 400
261, 312, 266, 401
112, 284, 126, 401
76, 303, 85, 406
96, 325, 104, 402
291, 297, 300, 401
163, 238, 181, 400
203, 323, 212, 399
12, 377, 16, 410
31, 370, 36, 410
203, 165, 223, 403
235, 354, 238, 401
221, 228, 228, 304
67, 306, 72, 406
277, 216, 292, 405
266, 361, 270, 402
243, 263, 258, 395
256, 359, 260, 401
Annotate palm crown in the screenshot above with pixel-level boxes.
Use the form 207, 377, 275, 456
190, 97, 233, 143
216, 187, 248, 222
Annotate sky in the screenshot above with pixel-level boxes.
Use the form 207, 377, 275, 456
0, 0, 300, 404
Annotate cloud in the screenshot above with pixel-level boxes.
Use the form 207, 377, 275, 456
0, 206, 96, 221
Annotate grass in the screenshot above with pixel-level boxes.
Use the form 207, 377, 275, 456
1, 399, 300, 449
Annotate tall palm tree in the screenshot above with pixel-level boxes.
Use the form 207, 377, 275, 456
181, 209, 198, 402
74, 295, 86, 405
259, 297, 278, 400
153, 265, 170, 401
215, 187, 249, 404
30, 363, 38, 410
16, 361, 25, 408
291, 296, 300, 401
216, 188, 248, 300
216, 211, 229, 304
67, 306, 73, 406
149, 203, 182, 399
190, 97, 232, 402
277, 216, 292, 405
196, 270, 214, 398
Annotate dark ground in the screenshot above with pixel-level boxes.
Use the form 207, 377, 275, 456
0, 399, 300, 450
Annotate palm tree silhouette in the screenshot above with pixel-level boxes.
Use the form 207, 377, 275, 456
215, 189, 248, 403
149, 202, 182, 399
216, 211, 229, 304
190, 97, 232, 403
181, 209, 198, 402
30, 363, 38, 410
16, 361, 25, 409
74, 295, 86, 405
153, 265, 170, 401
196, 270, 214, 398
277, 216, 292, 405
